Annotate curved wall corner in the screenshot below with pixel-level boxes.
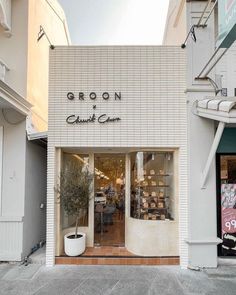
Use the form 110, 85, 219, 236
125, 217, 179, 256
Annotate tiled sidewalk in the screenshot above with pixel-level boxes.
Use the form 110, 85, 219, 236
1, 263, 236, 295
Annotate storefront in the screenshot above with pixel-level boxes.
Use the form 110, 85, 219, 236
46, 46, 188, 267
217, 128, 236, 257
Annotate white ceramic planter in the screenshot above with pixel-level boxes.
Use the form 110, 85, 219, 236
64, 232, 86, 256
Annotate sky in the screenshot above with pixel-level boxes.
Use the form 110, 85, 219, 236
58, 0, 169, 45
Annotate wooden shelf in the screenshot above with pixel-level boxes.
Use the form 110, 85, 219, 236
140, 197, 168, 199
141, 207, 167, 210
143, 174, 170, 177
137, 185, 169, 188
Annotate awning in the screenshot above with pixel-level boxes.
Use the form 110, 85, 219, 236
196, 97, 236, 188
27, 131, 48, 147
0, 80, 32, 116
196, 97, 236, 123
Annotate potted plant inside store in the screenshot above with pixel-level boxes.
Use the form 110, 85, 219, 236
57, 162, 93, 256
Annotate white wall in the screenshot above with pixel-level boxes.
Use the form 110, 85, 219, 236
0, 0, 28, 97
22, 140, 47, 259
186, 1, 220, 268
0, 0, 11, 31
0, 0, 70, 261
0, 110, 26, 261
47, 46, 188, 267
216, 42, 236, 96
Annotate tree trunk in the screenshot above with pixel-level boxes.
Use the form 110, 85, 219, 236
75, 216, 79, 238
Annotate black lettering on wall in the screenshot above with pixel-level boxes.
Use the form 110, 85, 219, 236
89, 92, 97, 100
115, 92, 121, 100
102, 92, 109, 100
79, 92, 84, 100
67, 92, 75, 100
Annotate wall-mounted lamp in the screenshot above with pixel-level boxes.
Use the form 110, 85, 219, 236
37, 25, 55, 50
181, 25, 197, 49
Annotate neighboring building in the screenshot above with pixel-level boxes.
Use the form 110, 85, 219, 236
163, 0, 186, 45
46, 46, 188, 267
164, 0, 236, 268
0, 0, 70, 261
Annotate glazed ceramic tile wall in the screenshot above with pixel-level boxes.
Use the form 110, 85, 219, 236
47, 46, 188, 267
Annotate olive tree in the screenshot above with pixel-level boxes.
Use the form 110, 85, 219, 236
57, 162, 93, 238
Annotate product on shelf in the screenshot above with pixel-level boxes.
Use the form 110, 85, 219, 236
158, 180, 165, 186
143, 202, 149, 208
159, 190, 164, 198
150, 169, 155, 175
151, 202, 156, 208
158, 202, 164, 208
160, 214, 165, 220
143, 181, 148, 187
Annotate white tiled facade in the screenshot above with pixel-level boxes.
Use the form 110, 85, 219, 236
47, 46, 188, 267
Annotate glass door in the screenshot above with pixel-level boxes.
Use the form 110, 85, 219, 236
218, 155, 236, 256
94, 154, 125, 246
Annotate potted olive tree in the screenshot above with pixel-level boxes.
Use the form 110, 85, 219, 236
58, 162, 93, 256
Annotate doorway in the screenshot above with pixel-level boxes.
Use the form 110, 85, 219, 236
217, 154, 236, 256
94, 154, 125, 246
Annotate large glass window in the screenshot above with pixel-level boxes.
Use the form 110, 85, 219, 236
130, 152, 174, 221
61, 153, 90, 229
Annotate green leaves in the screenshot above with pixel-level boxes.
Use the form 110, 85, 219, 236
57, 161, 93, 219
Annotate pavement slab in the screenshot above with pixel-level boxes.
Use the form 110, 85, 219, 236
174, 268, 217, 294
71, 278, 119, 295
108, 279, 151, 295
149, 267, 186, 295
0, 279, 48, 295
1, 264, 42, 281
33, 278, 85, 295
0, 263, 14, 279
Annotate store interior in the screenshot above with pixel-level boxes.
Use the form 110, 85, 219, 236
94, 154, 125, 246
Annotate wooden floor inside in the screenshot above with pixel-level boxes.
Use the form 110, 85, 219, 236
94, 209, 125, 246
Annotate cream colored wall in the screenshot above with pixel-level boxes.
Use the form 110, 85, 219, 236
27, 0, 70, 132
163, 0, 186, 45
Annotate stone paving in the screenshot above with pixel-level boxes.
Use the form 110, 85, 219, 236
0, 262, 236, 295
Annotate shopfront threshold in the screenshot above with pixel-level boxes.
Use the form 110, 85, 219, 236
55, 247, 180, 265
